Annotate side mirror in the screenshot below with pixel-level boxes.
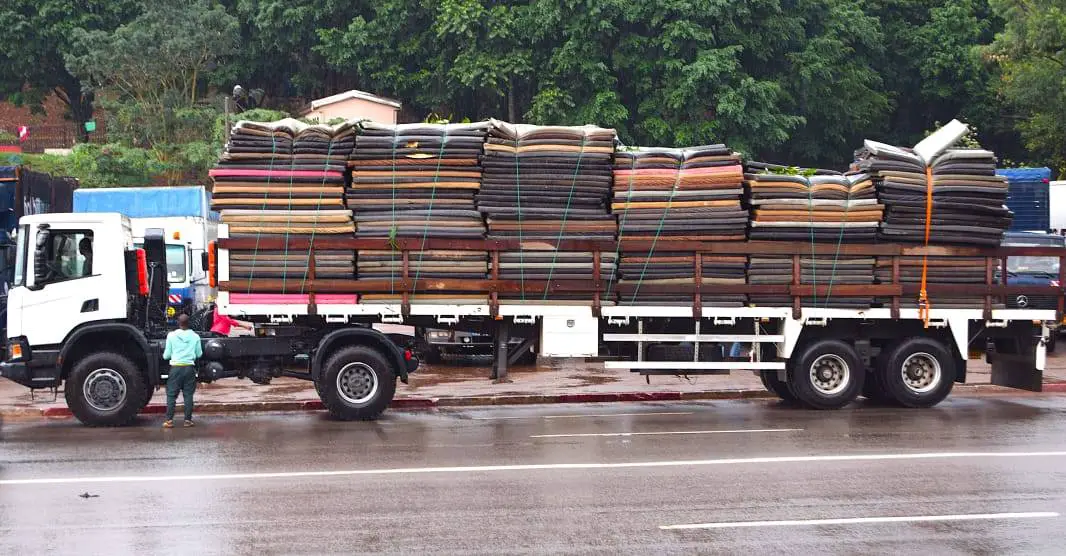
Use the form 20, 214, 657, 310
201, 251, 209, 274
31, 226, 51, 288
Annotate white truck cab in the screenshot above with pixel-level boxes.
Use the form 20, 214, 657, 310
8, 213, 134, 348
0, 212, 415, 427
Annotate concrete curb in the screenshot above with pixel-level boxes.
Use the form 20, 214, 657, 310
5, 382, 1066, 421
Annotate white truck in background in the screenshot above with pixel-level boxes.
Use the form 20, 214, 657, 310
1050, 180, 1066, 235
73, 186, 218, 313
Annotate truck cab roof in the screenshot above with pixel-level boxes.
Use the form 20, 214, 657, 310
20, 212, 130, 228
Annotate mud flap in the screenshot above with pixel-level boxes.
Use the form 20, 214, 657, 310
988, 322, 1046, 392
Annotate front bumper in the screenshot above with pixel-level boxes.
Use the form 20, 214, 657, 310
0, 360, 60, 388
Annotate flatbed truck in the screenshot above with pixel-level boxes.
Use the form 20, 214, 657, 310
0, 213, 1061, 425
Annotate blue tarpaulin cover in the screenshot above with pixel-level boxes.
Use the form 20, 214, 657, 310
73, 186, 218, 221
998, 167, 1052, 232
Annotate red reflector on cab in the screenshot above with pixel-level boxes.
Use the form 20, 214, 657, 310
135, 248, 149, 296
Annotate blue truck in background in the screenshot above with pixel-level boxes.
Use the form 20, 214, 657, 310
73, 186, 219, 316
1000, 167, 1052, 232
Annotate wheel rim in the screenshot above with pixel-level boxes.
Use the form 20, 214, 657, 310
808, 354, 850, 396
900, 352, 941, 394
82, 368, 128, 412
336, 362, 379, 406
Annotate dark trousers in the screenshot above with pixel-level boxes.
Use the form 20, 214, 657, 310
166, 365, 197, 421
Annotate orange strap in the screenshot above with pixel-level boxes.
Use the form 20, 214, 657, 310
917, 166, 933, 327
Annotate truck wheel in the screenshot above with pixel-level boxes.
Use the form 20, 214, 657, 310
786, 340, 864, 410
64, 352, 146, 427
318, 346, 397, 421
1047, 334, 1057, 354
878, 337, 955, 408
759, 370, 797, 403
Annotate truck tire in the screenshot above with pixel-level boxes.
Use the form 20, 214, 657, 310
759, 370, 797, 403
786, 340, 864, 410
878, 337, 955, 408
1047, 334, 1057, 354
64, 351, 146, 427
317, 345, 397, 421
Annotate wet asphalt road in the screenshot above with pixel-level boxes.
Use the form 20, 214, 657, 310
3, 396, 1066, 555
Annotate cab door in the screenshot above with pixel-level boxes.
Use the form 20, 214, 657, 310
20, 226, 112, 347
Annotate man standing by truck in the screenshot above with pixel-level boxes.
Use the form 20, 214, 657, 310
162, 314, 203, 428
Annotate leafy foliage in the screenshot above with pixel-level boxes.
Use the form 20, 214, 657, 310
985, 0, 1066, 173
5, 0, 1065, 180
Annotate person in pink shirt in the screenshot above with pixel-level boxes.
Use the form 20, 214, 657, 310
209, 304, 251, 337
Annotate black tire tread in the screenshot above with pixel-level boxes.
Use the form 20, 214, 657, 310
317, 345, 397, 421
760, 370, 798, 403
64, 351, 145, 427
879, 337, 955, 408
786, 340, 864, 410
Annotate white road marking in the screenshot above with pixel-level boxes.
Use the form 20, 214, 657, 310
660, 511, 1060, 530
3, 451, 1066, 486
469, 412, 695, 420
531, 428, 802, 438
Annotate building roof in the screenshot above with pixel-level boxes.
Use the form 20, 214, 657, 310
308, 89, 402, 111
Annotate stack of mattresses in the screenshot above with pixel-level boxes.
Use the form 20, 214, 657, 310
748, 256, 877, 309
210, 119, 355, 286
854, 139, 1012, 246
478, 121, 616, 240
347, 122, 490, 305
747, 168, 881, 243
479, 121, 617, 303
616, 255, 747, 306
495, 251, 617, 304
612, 146, 746, 306
874, 257, 1002, 309
612, 146, 746, 240
347, 122, 488, 239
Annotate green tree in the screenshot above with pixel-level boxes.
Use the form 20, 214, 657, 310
65, 2, 240, 147
0, 1, 140, 135
985, 0, 1066, 172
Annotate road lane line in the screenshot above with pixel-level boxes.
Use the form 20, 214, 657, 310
660, 512, 1060, 530
531, 428, 802, 438
469, 412, 695, 420
4, 451, 1066, 486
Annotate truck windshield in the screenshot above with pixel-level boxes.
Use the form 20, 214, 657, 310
165, 245, 187, 283
12, 225, 27, 287
1007, 256, 1060, 275
134, 243, 187, 283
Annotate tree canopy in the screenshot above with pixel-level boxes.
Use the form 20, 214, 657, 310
3, 0, 1065, 177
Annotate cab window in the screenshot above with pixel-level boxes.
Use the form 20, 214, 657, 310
40, 230, 94, 283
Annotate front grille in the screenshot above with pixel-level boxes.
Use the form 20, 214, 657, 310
1007, 295, 1060, 310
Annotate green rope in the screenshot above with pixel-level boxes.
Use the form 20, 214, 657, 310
541, 130, 589, 301
246, 129, 280, 294
513, 127, 525, 301
604, 152, 638, 300
389, 127, 398, 295
629, 151, 685, 305
279, 132, 299, 294
411, 126, 451, 296
821, 176, 853, 308
297, 130, 338, 295
806, 175, 817, 308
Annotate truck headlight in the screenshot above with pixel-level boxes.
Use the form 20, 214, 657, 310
428, 330, 451, 339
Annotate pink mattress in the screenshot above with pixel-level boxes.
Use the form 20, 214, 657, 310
208, 168, 344, 179
228, 293, 358, 304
